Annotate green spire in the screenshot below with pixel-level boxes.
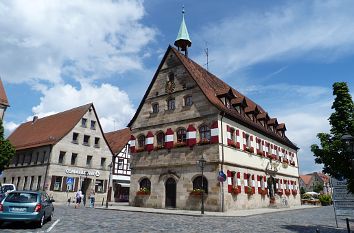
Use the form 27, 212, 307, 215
174, 7, 192, 54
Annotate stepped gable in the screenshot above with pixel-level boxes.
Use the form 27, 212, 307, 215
171, 46, 297, 149
105, 128, 131, 154
0, 79, 9, 106
8, 103, 92, 150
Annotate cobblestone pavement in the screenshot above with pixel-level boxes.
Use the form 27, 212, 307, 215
0, 204, 352, 233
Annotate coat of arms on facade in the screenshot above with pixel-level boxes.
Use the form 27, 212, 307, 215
165, 80, 176, 94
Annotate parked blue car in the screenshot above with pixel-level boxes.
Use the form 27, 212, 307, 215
0, 191, 55, 228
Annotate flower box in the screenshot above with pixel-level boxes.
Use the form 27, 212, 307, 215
135, 148, 145, 153
276, 189, 283, 195
190, 189, 206, 196
231, 187, 241, 195
290, 161, 295, 166
228, 141, 237, 148
136, 188, 150, 196
257, 150, 263, 156
292, 190, 297, 195
198, 138, 210, 145
245, 147, 254, 153
282, 158, 289, 164
285, 190, 291, 196
174, 141, 187, 148
246, 186, 254, 195
267, 154, 276, 160
259, 189, 268, 196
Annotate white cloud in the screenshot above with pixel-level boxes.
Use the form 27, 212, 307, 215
3, 121, 20, 136
0, 0, 156, 84
30, 81, 135, 132
194, 0, 354, 75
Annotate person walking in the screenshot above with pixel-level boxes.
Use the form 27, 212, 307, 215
89, 189, 95, 208
75, 190, 82, 208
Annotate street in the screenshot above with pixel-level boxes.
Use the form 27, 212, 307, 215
0, 205, 352, 233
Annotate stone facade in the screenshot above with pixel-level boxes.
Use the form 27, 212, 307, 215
128, 47, 301, 212
3, 104, 113, 203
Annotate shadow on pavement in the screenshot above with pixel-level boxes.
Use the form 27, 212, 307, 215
282, 224, 348, 233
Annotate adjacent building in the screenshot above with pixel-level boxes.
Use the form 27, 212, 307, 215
105, 128, 131, 202
300, 172, 331, 194
128, 12, 300, 211
0, 79, 10, 120
3, 103, 113, 202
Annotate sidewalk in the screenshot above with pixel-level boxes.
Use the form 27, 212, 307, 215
95, 202, 321, 217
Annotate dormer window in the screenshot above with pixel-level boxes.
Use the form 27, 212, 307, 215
152, 103, 159, 113
225, 98, 231, 109
235, 106, 241, 113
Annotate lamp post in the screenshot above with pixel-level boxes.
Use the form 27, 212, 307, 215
341, 134, 354, 179
197, 154, 206, 214
105, 162, 113, 208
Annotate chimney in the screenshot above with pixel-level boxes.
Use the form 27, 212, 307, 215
32, 116, 38, 124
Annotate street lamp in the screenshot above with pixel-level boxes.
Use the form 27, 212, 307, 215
105, 162, 113, 208
197, 154, 206, 214
341, 134, 354, 179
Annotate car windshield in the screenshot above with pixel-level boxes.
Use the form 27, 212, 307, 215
2, 185, 14, 192
5, 192, 38, 203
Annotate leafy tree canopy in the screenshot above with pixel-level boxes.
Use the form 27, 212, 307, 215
0, 119, 16, 172
311, 82, 354, 193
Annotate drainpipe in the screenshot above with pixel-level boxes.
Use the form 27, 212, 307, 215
43, 145, 53, 191
220, 112, 225, 212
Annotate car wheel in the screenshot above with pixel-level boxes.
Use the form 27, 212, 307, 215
36, 214, 45, 228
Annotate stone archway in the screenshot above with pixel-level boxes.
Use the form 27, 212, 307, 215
165, 177, 176, 208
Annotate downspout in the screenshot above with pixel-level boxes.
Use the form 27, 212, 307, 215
220, 112, 225, 212
43, 145, 53, 191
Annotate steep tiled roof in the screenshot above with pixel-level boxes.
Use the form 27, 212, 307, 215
105, 128, 131, 154
300, 175, 313, 185
0, 79, 9, 106
128, 46, 298, 149
316, 173, 329, 183
8, 104, 92, 150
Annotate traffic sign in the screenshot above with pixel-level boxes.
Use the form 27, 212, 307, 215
66, 177, 74, 184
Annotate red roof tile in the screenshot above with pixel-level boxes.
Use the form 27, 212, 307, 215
0, 79, 9, 106
128, 46, 298, 149
105, 128, 131, 154
300, 175, 312, 185
8, 104, 92, 150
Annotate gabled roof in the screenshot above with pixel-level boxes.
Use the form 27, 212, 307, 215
105, 128, 131, 155
300, 175, 313, 185
8, 103, 92, 150
0, 79, 9, 107
128, 45, 298, 149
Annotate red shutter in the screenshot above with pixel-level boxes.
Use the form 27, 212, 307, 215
129, 135, 136, 153
257, 175, 261, 193
237, 172, 241, 193
227, 170, 232, 193
250, 136, 254, 153
186, 124, 197, 147
145, 131, 154, 152
235, 130, 240, 149
164, 128, 174, 149
210, 121, 219, 144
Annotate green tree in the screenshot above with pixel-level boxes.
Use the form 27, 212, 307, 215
311, 82, 354, 193
0, 119, 16, 172
300, 187, 306, 195
313, 183, 323, 193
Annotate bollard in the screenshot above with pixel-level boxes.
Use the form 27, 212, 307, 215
102, 197, 105, 206
316, 228, 320, 233
346, 218, 350, 233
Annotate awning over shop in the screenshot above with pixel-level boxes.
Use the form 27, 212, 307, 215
118, 183, 130, 188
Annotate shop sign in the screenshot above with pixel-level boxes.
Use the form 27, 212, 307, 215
65, 169, 100, 177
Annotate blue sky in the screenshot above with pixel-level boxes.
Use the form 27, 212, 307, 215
1, 0, 353, 174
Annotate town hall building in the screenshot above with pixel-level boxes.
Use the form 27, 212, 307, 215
128, 11, 300, 211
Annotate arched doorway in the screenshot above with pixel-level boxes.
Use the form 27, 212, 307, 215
165, 178, 176, 208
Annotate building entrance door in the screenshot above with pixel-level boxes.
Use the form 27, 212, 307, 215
81, 178, 91, 198
165, 178, 176, 208
267, 176, 276, 200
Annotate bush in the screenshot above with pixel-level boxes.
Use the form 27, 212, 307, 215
319, 194, 332, 206
301, 193, 312, 199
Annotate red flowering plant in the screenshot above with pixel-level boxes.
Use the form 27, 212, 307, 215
231, 187, 241, 195
245, 147, 254, 153
190, 188, 206, 196
174, 141, 187, 148
246, 186, 254, 195
135, 147, 145, 153
292, 189, 298, 195
276, 189, 283, 195
198, 138, 210, 145
290, 161, 296, 166
285, 189, 291, 196
282, 158, 289, 164
136, 187, 150, 196
267, 154, 276, 160
229, 141, 238, 148
154, 145, 164, 151
260, 189, 268, 196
